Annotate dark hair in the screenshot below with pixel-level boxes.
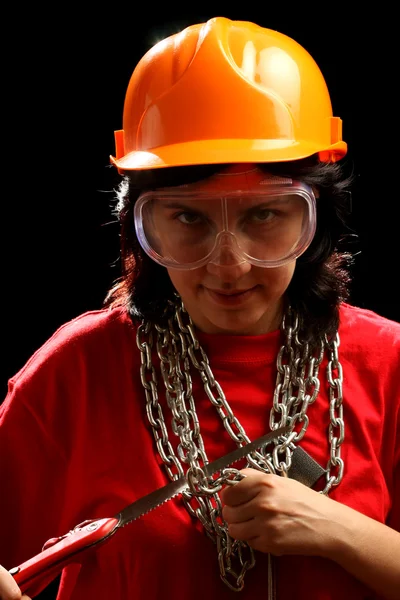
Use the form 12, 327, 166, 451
105, 157, 355, 344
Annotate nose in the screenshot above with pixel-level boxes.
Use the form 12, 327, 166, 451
206, 232, 251, 279
206, 260, 252, 280
208, 232, 247, 266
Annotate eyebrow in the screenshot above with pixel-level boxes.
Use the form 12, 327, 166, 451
159, 202, 212, 220
158, 196, 292, 210
160, 202, 200, 210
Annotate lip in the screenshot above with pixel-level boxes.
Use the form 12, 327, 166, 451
204, 285, 258, 306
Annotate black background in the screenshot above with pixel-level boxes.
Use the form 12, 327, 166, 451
1, 7, 398, 598
2, 7, 398, 400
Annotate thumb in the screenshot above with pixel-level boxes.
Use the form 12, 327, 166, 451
0, 564, 31, 600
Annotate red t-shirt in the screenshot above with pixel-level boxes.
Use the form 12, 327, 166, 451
1, 302, 399, 599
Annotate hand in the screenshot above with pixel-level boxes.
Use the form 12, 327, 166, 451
220, 468, 341, 558
0, 565, 31, 600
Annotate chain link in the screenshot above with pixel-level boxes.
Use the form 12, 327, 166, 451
136, 298, 344, 593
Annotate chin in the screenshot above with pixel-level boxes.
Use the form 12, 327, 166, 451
204, 309, 271, 335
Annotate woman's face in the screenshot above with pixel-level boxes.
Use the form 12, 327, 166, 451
163, 165, 301, 335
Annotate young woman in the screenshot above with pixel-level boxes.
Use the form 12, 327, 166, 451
1, 16, 399, 600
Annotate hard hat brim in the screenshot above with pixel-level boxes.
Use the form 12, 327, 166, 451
110, 139, 347, 171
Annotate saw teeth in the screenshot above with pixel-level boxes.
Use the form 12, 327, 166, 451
120, 492, 181, 527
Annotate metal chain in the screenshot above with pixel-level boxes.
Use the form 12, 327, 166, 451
137, 317, 255, 592
323, 333, 345, 494
136, 298, 344, 594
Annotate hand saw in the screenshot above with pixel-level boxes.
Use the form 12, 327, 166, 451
10, 426, 290, 597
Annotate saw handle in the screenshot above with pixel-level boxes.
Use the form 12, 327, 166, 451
9, 517, 120, 598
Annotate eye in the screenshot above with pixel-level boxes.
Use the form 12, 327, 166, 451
175, 211, 203, 225
248, 207, 276, 223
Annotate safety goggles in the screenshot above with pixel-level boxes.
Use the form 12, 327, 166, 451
134, 177, 316, 270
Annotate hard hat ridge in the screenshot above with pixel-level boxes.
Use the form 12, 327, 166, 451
111, 16, 347, 171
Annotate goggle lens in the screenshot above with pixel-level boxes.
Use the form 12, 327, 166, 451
135, 184, 316, 270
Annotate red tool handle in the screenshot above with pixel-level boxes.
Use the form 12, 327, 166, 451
9, 517, 120, 598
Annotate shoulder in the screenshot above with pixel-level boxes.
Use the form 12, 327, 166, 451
46, 306, 136, 342
339, 302, 400, 339
338, 302, 400, 362
7, 307, 140, 392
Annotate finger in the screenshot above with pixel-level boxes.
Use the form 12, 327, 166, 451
0, 564, 23, 600
222, 500, 258, 524
220, 468, 268, 507
226, 518, 260, 543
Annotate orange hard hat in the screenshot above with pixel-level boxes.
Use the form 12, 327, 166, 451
111, 17, 347, 172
